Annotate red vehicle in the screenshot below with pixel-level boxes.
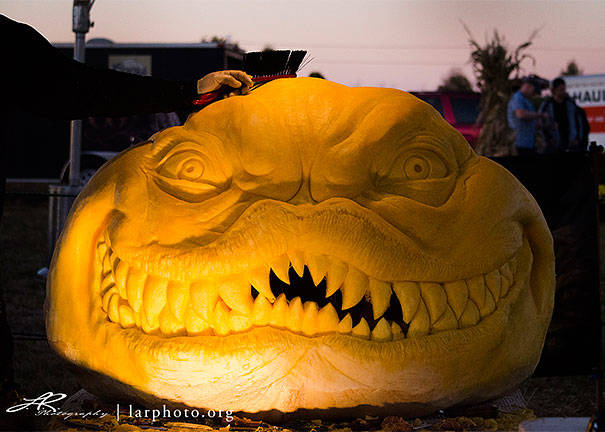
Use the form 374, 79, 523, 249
411, 92, 481, 146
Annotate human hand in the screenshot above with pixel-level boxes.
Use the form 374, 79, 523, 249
196, 71, 254, 97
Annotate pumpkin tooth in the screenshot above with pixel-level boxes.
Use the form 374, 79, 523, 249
289, 250, 305, 277
102, 286, 117, 312
270, 293, 289, 328
218, 276, 253, 315
100, 272, 115, 296
102, 252, 113, 276
249, 266, 275, 303
113, 261, 128, 299
270, 254, 290, 284
368, 279, 391, 320
167, 280, 189, 323
252, 294, 273, 326
96, 241, 108, 262
142, 275, 168, 331
341, 267, 368, 310
317, 303, 339, 333
432, 306, 458, 333
159, 306, 185, 336
371, 318, 391, 341
125, 267, 146, 314
287, 297, 304, 332
107, 292, 120, 323
485, 269, 502, 301
337, 313, 353, 334
118, 302, 136, 328
420, 282, 447, 324
351, 318, 370, 339
326, 258, 348, 297
391, 322, 404, 340
184, 305, 209, 335
229, 311, 252, 333
467, 275, 495, 317
500, 270, 512, 298
443, 280, 469, 320
500, 261, 514, 285
189, 281, 218, 322
213, 299, 231, 336
407, 299, 430, 338
459, 300, 480, 328
392, 281, 420, 323
301, 301, 319, 336
306, 253, 329, 286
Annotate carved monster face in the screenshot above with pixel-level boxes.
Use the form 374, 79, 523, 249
46, 78, 555, 417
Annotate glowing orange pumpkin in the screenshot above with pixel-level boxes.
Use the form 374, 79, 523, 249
46, 78, 555, 417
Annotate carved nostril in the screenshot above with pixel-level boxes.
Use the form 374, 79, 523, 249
287, 178, 317, 205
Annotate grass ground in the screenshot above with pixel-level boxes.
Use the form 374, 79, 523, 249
0, 193, 599, 428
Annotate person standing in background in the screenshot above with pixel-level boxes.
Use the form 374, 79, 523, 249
507, 75, 548, 155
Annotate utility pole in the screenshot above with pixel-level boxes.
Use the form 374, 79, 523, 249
69, 0, 94, 186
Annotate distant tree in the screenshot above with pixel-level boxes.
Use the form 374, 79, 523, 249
262, 45, 275, 52
309, 72, 325, 79
561, 59, 582, 76
200, 35, 240, 50
437, 69, 473, 92
464, 24, 538, 156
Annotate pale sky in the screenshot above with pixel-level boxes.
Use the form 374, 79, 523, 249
2, 0, 605, 91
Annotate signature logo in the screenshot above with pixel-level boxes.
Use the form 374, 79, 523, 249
6, 392, 67, 413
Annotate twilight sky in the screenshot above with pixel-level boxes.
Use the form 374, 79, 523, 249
2, 0, 605, 91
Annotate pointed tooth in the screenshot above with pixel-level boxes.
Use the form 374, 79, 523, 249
306, 254, 329, 286
109, 251, 120, 273
230, 312, 252, 333
100, 272, 115, 296
269, 293, 289, 328
301, 301, 319, 336
351, 318, 370, 339
102, 286, 117, 312
391, 322, 404, 340
140, 312, 159, 334
501, 273, 512, 298
485, 270, 502, 301
392, 281, 420, 323
159, 306, 185, 336
107, 292, 120, 323
341, 267, 368, 310
250, 267, 275, 303
96, 241, 108, 261
326, 259, 348, 297
185, 306, 210, 335
480, 288, 496, 317
443, 280, 469, 320
369, 279, 391, 320
407, 300, 430, 338
125, 267, 146, 313
218, 277, 253, 315
102, 252, 112, 275
167, 281, 189, 322
420, 282, 447, 324
213, 300, 231, 336
337, 314, 353, 334
270, 254, 290, 284
459, 300, 480, 328
119, 302, 136, 328
317, 303, 339, 333
289, 250, 305, 277
432, 306, 458, 333
371, 318, 392, 341
287, 297, 304, 332
467, 275, 487, 310
252, 294, 273, 326
142, 275, 168, 330
190, 281, 219, 322
500, 262, 513, 284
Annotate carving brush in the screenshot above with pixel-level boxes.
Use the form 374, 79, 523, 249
193, 50, 309, 107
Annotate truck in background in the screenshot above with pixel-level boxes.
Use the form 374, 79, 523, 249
564, 74, 605, 146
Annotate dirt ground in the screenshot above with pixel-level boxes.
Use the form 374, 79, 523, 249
0, 193, 599, 430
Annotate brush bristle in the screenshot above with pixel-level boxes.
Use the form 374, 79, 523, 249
244, 50, 308, 77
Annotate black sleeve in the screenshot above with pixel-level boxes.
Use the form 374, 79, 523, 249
2, 15, 198, 120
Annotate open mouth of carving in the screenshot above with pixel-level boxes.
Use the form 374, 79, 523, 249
96, 234, 519, 341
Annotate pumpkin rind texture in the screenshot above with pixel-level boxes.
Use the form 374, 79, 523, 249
45, 77, 555, 416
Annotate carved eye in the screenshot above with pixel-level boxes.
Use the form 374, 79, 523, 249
151, 143, 230, 202
160, 151, 206, 181
404, 156, 430, 180
399, 150, 448, 181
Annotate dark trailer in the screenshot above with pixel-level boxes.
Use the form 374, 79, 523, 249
6, 39, 244, 181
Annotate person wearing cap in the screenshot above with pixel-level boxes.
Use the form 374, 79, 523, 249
507, 76, 548, 155
538, 77, 588, 152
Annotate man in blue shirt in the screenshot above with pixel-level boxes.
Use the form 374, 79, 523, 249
507, 76, 548, 155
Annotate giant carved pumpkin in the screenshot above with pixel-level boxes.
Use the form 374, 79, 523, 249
45, 78, 555, 417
